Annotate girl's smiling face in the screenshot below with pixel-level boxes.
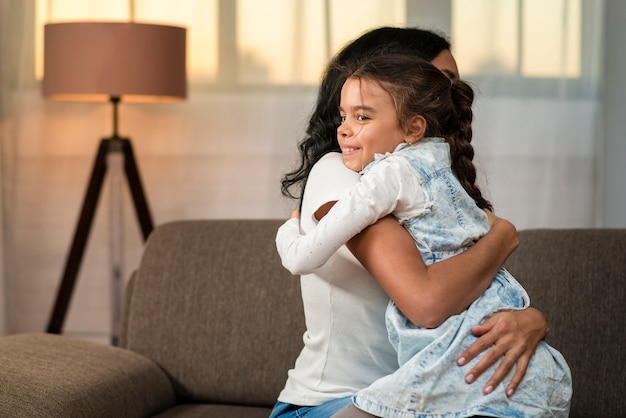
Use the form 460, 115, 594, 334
337, 77, 411, 172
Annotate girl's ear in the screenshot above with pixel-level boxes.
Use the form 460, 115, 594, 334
405, 115, 427, 144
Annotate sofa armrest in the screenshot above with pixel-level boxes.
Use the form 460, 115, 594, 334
0, 333, 176, 418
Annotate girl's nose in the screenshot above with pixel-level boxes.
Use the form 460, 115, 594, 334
337, 119, 350, 138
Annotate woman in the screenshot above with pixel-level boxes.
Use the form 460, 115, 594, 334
272, 27, 549, 418
277, 53, 571, 417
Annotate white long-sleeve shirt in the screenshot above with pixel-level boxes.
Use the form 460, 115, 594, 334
276, 147, 426, 276
276, 152, 398, 406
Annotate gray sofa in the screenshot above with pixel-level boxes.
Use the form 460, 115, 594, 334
0, 220, 624, 417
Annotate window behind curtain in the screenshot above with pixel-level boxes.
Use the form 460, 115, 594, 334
35, 0, 406, 86
452, 0, 581, 78
450, 0, 600, 98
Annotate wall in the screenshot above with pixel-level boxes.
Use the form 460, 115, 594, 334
602, 0, 626, 227
8, 88, 315, 340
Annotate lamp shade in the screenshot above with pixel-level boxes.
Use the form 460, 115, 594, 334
43, 22, 187, 102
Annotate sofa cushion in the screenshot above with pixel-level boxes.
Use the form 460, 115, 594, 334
151, 403, 271, 417
0, 333, 175, 417
505, 228, 626, 418
123, 220, 305, 407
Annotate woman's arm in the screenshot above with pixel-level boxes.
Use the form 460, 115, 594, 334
345, 214, 518, 328
344, 213, 548, 396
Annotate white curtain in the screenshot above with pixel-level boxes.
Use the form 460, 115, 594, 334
449, 0, 605, 229
1, 0, 40, 336
0, 0, 615, 339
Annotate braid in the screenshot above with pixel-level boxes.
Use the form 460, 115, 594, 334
448, 80, 493, 210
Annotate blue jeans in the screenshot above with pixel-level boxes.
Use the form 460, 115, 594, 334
269, 397, 352, 418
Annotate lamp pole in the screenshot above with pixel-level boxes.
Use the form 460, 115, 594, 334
46, 97, 154, 342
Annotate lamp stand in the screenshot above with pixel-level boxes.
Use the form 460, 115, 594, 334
46, 97, 153, 342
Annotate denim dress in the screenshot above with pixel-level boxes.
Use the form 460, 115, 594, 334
352, 138, 572, 418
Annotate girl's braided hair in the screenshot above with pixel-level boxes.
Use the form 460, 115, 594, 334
345, 53, 492, 210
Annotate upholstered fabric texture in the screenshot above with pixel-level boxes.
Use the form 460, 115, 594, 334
151, 403, 272, 418
0, 333, 175, 417
506, 228, 626, 418
122, 220, 305, 407
0, 223, 623, 418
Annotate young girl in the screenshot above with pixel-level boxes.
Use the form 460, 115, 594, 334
275, 54, 571, 417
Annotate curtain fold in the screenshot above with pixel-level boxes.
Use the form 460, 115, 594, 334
450, 0, 603, 229
1, 0, 39, 335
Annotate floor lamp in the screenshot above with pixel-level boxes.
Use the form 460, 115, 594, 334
42, 22, 186, 343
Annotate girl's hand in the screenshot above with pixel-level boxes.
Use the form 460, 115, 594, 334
456, 307, 549, 397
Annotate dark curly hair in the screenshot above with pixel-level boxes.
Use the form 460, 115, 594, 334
280, 27, 453, 202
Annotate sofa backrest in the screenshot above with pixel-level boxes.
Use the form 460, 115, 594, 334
121, 220, 305, 408
121, 221, 626, 417
505, 228, 626, 418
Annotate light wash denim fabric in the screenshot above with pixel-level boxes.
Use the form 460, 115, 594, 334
270, 396, 352, 418
353, 138, 572, 418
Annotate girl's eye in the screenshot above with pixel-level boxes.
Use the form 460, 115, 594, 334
339, 115, 346, 123
357, 114, 368, 121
